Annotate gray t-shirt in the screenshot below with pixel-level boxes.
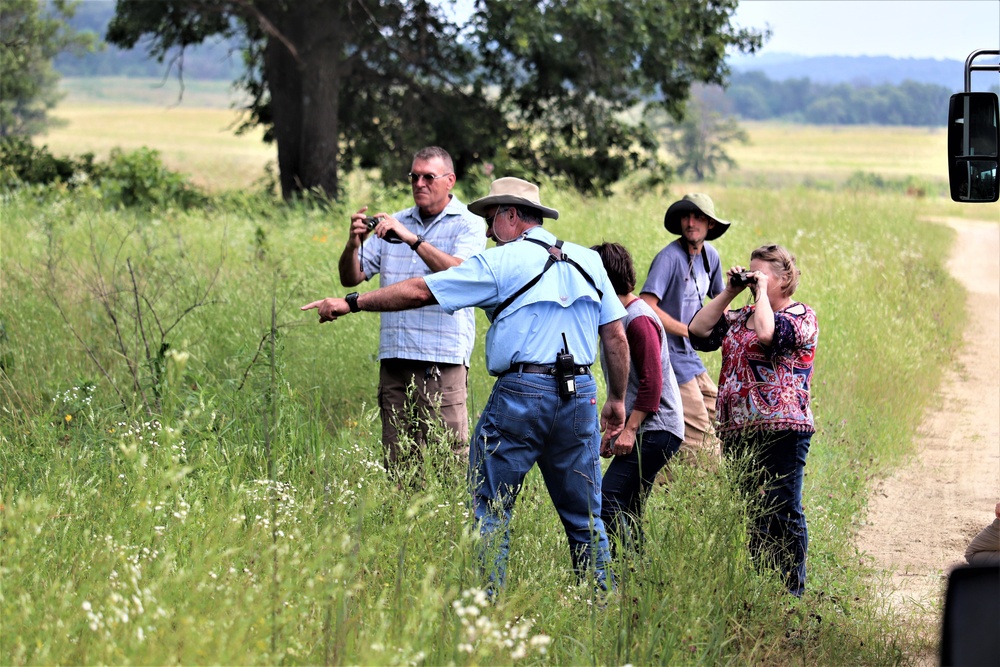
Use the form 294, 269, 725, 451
600, 298, 684, 441
640, 239, 724, 384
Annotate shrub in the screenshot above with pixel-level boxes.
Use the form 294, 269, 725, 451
0, 138, 205, 210
95, 147, 205, 210
0, 138, 91, 188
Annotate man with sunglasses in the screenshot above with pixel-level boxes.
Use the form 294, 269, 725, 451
338, 146, 486, 472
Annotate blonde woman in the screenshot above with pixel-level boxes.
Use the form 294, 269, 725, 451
688, 244, 818, 597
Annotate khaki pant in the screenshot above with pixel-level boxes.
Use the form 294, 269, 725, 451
378, 359, 469, 467
676, 371, 721, 466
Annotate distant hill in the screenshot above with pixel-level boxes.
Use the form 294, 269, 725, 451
54, 0, 243, 80
56, 3, 997, 96
728, 52, 998, 92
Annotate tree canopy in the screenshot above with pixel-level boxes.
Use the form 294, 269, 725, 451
105, 0, 765, 198
1, 0, 98, 138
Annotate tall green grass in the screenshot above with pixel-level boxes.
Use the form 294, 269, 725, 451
1, 182, 963, 664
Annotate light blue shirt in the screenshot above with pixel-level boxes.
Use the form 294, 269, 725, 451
359, 195, 486, 366
425, 226, 627, 376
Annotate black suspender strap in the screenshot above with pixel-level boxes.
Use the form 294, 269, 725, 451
704, 249, 720, 289
490, 238, 604, 322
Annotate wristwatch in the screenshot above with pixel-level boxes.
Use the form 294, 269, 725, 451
409, 234, 425, 251
345, 292, 361, 313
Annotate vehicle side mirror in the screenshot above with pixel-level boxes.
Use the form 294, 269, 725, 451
948, 92, 1000, 202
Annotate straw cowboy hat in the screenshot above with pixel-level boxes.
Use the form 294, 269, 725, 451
663, 193, 731, 240
467, 177, 560, 220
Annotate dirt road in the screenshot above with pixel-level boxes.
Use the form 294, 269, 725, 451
856, 218, 999, 639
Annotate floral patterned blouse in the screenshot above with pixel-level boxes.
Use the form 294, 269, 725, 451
692, 302, 818, 436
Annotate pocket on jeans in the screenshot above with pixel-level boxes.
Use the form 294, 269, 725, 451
495, 385, 541, 440
573, 388, 599, 438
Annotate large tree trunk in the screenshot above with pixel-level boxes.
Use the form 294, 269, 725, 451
260, 1, 340, 200
297, 2, 340, 198
264, 36, 302, 200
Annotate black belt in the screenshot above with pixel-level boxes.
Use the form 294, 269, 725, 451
500, 363, 591, 377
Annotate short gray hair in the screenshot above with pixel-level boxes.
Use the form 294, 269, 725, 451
413, 146, 454, 173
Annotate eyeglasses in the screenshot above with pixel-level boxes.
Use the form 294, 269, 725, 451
408, 172, 453, 184
485, 206, 508, 227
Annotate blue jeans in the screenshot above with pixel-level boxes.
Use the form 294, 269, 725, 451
723, 430, 812, 597
469, 372, 612, 595
601, 429, 682, 557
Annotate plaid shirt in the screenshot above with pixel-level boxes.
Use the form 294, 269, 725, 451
359, 195, 485, 366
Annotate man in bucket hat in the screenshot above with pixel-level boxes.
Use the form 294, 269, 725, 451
303, 177, 630, 598
639, 193, 731, 467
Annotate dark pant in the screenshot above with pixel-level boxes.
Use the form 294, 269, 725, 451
600, 429, 682, 557
723, 430, 812, 597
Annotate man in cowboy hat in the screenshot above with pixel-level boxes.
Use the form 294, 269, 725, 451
338, 146, 486, 473
304, 176, 630, 596
639, 193, 731, 467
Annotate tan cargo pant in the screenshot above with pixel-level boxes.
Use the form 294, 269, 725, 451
378, 359, 469, 468
676, 371, 721, 467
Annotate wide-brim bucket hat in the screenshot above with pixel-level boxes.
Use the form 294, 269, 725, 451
468, 177, 560, 220
664, 193, 730, 240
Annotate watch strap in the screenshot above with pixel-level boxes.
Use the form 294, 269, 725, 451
345, 292, 361, 313
410, 235, 425, 251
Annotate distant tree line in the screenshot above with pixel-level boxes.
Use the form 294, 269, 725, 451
720, 71, 956, 127
55, 38, 244, 80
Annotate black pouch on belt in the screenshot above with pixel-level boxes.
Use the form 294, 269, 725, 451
555, 350, 576, 398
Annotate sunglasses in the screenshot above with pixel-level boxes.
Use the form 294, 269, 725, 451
408, 172, 452, 184
485, 206, 509, 227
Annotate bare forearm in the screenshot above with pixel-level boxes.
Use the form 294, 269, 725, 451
624, 409, 648, 432
639, 293, 688, 337
754, 296, 775, 346
598, 320, 630, 401
358, 277, 437, 311
689, 288, 739, 337
338, 243, 365, 287
415, 244, 464, 273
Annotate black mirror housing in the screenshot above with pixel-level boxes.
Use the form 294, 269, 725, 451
948, 92, 1000, 202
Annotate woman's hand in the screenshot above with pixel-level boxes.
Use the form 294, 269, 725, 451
750, 269, 770, 302
725, 265, 747, 292
600, 424, 636, 457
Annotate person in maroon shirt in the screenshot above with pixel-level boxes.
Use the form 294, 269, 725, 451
594, 243, 685, 556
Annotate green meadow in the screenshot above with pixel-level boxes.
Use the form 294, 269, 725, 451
2, 78, 996, 664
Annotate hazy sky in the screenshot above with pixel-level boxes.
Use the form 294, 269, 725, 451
733, 0, 1000, 61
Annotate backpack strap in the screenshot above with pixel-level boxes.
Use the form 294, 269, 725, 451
490, 238, 603, 322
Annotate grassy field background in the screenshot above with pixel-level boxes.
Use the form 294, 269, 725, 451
1, 76, 996, 665
44, 77, 996, 209
41, 78, 272, 192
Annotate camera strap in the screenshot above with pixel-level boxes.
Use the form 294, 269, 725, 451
489, 238, 603, 322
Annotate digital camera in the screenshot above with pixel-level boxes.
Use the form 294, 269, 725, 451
363, 216, 401, 243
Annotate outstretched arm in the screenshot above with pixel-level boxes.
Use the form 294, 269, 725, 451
639, 293, 689, 337
301, 277, 437, 323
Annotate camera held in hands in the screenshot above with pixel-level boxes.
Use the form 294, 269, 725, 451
363, 216, 402, 243
732, 270, 756, 287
